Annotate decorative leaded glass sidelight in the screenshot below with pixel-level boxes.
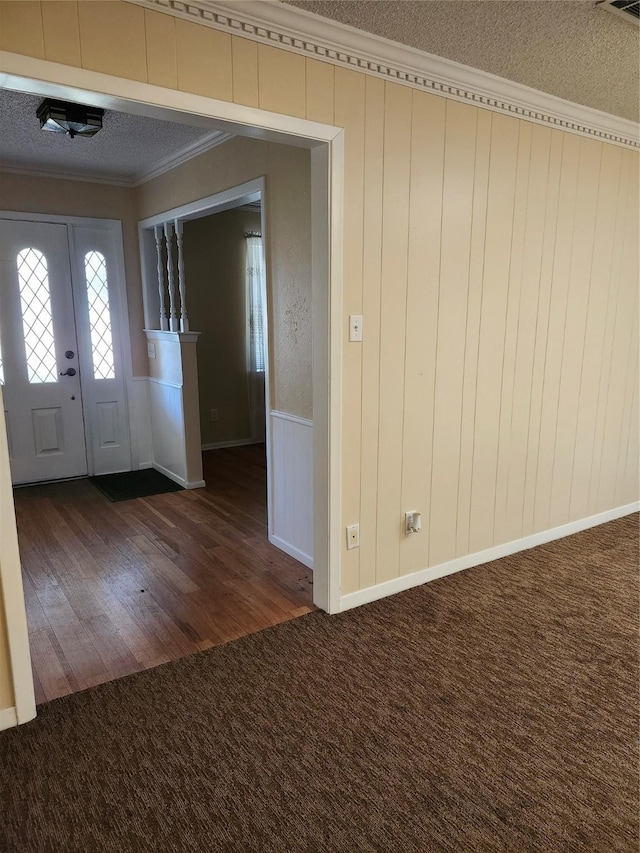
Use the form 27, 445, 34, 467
17, 248, 58, 384
84, 251, 115, 380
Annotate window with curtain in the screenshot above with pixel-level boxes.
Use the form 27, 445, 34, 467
246, 233, 265, 373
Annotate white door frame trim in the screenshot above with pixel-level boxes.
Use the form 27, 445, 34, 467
0, 385, 36, 727
0, 51, 343, 723
137, 179, 263, 231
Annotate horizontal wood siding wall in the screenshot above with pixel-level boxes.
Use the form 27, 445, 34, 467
1, 2, 638, 607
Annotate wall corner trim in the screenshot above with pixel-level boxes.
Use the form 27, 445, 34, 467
339, 502, 640, 612
128, 0, 639, 149
0, 706, 18, 732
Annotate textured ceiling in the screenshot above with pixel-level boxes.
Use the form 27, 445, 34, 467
0, 89, 221, 183
284, 1, 640, 122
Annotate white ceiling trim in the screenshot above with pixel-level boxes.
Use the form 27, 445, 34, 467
0, 161, 134, 187
0, 126, 234, 188
128, 0, 639, 149
132, 129, 234, 186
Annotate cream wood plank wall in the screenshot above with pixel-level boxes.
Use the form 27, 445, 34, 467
0, 3, 637, 610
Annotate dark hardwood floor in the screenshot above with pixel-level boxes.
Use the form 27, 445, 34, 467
13, 444, 314, 705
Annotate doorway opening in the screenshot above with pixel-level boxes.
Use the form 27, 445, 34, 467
137, 179, 314, 571
0, 68, 340, 722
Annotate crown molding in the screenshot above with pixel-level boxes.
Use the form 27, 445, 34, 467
0, 161, 134, 187
128, 0, 639, 150
132, 129, 234, 185
0, 129, 234, 188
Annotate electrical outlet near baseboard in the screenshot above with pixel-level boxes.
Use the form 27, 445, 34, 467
346, 524, 360, 549
210, 408, 219, 422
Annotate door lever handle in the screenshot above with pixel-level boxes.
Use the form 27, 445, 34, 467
59, 368, 77, 377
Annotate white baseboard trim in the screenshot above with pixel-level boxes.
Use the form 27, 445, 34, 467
152, 462, 205, 490
269, 533, 314, 570
185, 480, 206, 490
202, 438, 262, 451
340, 502, 640, 612
0, 706, 18, 731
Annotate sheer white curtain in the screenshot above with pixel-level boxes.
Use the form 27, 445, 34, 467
246, 234, 265, 374
246, 233, 266, 441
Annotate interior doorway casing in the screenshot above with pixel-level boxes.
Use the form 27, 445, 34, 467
0, 51, 344, 727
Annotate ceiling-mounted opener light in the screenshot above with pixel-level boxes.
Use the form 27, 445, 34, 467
36, 99, 104, 139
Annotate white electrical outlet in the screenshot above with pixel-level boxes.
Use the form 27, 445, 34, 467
147, 342, 156, 360
349, 315, 363, 342
405, 511, 422, 535
346, 524, 360, 549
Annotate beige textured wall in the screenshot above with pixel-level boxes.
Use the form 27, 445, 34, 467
0, 171, 147, 375
136, 136, 312, 419
183, 208, 262, 446
0, 1, 638, 712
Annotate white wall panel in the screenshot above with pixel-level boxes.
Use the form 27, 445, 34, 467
269, 410, 313, 569
148, 377, 186, 485
127, 376, 153, 469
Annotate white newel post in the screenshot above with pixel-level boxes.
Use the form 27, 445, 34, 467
174, 219, 189, 332
164, 222, 179, 332
153, 225, 168, 331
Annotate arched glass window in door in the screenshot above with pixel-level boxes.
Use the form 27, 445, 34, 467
17, 248, 58, 383
84, 251, 115, 380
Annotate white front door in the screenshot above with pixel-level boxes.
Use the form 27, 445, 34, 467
0, 217, 132, 484
70, 224, 132, 477
0, 220, 87, 484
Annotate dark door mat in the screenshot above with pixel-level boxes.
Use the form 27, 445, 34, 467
88, 469, 184, 502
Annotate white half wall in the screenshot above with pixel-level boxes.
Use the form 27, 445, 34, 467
148, 377, 188, 485
145, 331, 205, 489
269, 410, 314, 569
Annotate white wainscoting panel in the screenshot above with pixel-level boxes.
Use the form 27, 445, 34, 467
269, 411, 314, 569
148, 378, 187, 485
128, 377, 153, 469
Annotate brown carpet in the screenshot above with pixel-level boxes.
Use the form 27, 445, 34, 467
1, 515, 638, 852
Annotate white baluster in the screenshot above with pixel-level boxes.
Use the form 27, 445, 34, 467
174, 219, 189, 332
164, 222, 178, 332
153, 225, 168, 331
